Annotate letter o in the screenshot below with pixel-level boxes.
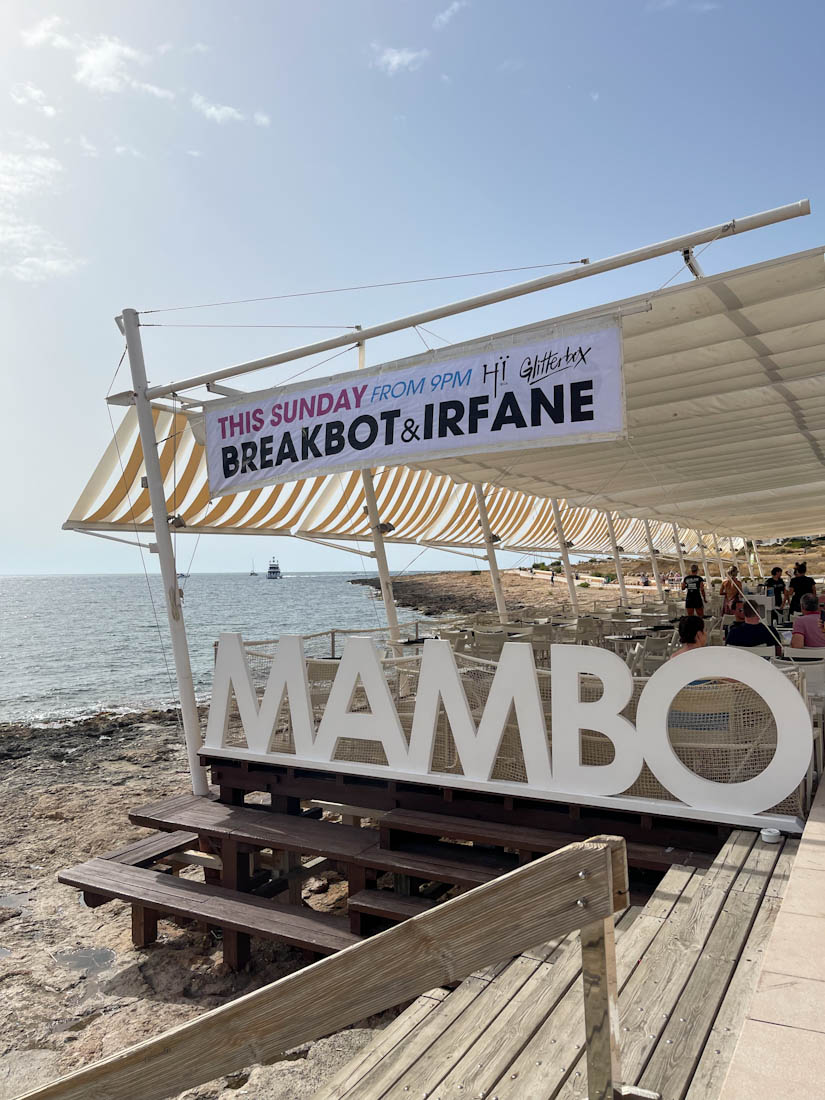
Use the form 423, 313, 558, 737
635, 648, 812, 815
348, 415, 378, 451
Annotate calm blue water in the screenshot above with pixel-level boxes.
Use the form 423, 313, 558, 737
0, 572, 424, 723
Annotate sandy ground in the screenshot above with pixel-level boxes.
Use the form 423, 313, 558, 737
0, 712, 391, 1099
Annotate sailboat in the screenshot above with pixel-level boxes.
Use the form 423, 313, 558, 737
249, 559, 258, 576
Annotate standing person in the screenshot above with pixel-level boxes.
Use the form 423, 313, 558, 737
682, 563, 706, 618
720, 566, 742, 615
764, 566, 786, 620
787, 561, 816, 615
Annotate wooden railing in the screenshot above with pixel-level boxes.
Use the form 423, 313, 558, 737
18, 836, 655, 1100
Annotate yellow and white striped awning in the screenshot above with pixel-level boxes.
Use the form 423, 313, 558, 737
64, 407, 738, 559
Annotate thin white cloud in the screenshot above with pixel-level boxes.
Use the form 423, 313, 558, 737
253, 110, 271, 127
114, 143, 143, 158
22, 17, 175, 100
496, 57, 524, 72
10, 83, 57, 118
20, 135, 51, 152
0, 150, 82, 283
371, 45, 430, 75
78, 135, 99, 157
185, 42, 210, 54
191, 92, 245, 123
21, 15, 73, 49
433, 1, 468, 30
590, 90, 600, 101
185, 149, 203, 157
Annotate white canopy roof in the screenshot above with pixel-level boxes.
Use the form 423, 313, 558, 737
408, 246, 825, 538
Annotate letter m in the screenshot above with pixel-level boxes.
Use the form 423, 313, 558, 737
203, 632, 314, 756
407, 640, 551, 785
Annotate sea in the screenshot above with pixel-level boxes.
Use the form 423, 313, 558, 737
0, 572, 427, 725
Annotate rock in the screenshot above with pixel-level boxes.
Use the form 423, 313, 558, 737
302, 876, 329, 895
0, 1050, 62, 1099
0, 907, 21, 924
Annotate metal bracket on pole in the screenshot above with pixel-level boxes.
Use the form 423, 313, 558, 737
121, 308, 209, 797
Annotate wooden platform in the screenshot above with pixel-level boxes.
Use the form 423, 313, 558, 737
315, 829, 797, 1100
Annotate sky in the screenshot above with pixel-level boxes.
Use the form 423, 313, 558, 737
1, 0, 823, 576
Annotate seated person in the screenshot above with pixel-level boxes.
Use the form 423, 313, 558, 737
726, 601, 781, 654
669, 615, 707, 658
791, 593, 825, 649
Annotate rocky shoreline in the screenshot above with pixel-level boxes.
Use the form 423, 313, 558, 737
0, 709, 391, 1099
352, 567, 627, 617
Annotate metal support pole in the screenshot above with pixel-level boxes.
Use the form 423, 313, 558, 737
740, 537, 754, 579
550, 498, 579, 616
356, 333, 401, 644
695, 531, 711, 585
604, 511, 628, 606
728, 536, 741, 572
121, 308, 209, 797
713, 534, 726, 578
643, 520, 665, 600
671, 522, 686, 578
752, 538, 765, 578
474, 484, 508, 623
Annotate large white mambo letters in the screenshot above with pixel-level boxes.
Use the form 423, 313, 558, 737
204, 635, 813, 830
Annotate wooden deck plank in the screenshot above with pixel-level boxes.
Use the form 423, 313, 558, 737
102, 830, 199, 866
477, 865, 701, 1100
638, 840, 783, 1099
556, 830, 760, 1099
347, 890, 436, 921
59, 859, 360, 954
313, 989, 451, 1100
430, 909, 640, 1100
685, 899, 781, 1100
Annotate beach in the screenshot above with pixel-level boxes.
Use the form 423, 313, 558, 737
0, 567, 667, 1097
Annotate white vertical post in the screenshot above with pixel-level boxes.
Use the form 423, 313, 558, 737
695, 530, 711, 585
643, 519, 665, 600
752, 538, 765, 578
740, 536, 754, 579
550, 497, 579, 616
713, 534, 726, 578
474, 485, 508, 623
357, 333, 401, 644
728, 536, 741, 572
671, 522, 686, 577
604, 511, 628, 606
121, 309, 209, 797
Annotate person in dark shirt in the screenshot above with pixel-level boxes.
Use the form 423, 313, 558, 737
682, 563, 706, 617
764, 566, 786, 620
787, 561, 816, 615
726, 601, 782, 654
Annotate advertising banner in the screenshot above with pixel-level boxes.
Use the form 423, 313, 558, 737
204, 315, 625, 496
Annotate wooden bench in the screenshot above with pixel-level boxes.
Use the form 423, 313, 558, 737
379, 807, 714, 870
129, 794, 516, 890
347, 889, 436, 929
59, 858, 361, 963
81, 829, 200, 908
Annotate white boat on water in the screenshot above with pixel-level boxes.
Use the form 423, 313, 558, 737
249, 559, 258, 576
267, 558, 282, 579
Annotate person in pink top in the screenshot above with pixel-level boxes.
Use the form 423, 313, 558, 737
791, 593, 825, 649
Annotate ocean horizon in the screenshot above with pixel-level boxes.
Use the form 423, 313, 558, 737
0, 571, 427, 725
